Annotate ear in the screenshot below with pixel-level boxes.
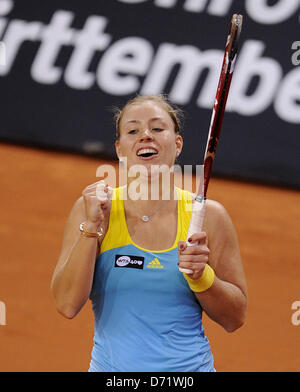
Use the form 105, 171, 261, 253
175, 134, 183, 156
115, 139, 121, 160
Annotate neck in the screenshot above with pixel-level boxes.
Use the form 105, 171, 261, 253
125, 169, 176, 200
124, 173, 177, 219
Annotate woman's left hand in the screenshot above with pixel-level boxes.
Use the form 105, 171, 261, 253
178, 232, 210, 280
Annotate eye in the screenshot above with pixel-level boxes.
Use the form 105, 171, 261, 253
152, 128, 163, 132
128, 129, 138, 135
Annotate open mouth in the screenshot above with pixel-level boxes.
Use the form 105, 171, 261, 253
136, 148, 158, 158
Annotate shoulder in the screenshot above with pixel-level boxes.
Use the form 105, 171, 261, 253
205, 199, 230, 222
186, 192, 236, 238
204, 198, 236, 234
177, 188, 234, 225
187, 191, 230, 221
179, 189, 231, 223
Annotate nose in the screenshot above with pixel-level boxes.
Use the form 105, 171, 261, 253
140, 128, 153, 141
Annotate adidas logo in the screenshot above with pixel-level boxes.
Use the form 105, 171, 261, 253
146, 257, 164, 269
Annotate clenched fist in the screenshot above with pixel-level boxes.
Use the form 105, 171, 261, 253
82, 180, 112, 235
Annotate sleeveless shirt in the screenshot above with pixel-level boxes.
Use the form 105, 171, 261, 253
88, 187, 215, 372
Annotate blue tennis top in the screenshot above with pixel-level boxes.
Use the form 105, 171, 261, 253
88, 187, 215, 372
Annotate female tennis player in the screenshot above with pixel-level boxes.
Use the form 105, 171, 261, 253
50, 95, 248, 372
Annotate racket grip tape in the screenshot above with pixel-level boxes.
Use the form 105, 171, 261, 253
178, 196, 206, 275
186, 196, 206, 244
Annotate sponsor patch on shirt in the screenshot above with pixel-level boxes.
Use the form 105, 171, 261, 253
115, 255, 144, 269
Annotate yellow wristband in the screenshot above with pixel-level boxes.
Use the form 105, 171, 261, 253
184, 264, 215, 293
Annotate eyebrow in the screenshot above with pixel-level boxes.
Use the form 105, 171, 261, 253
125, 117, 167, 125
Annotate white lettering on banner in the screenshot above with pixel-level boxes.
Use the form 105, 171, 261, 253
119, 0, 235, 14
245, 0, 300, 25
0, 0, 13, 15
118, 0, 147, 3
274, 68, 300, 123
64, 16, 112, 89
98, 37, 153, 95
0, 1, 300, 123
0, 40, 5, 65
227, 41, 283, 115
291, 41, 300, 66
197, 0, 234, 16
118, 0, 300, 23
1, 20, 42, 76
31, 11, 75, 84
141, 44, 222, 106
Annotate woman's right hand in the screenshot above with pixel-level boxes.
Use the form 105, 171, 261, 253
82, 180, 112, 235
51, 180, 113, 318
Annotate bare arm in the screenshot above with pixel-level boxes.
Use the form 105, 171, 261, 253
50, 181, 111, 319
178, 200, 247, 332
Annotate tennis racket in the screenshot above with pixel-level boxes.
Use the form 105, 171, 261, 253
179, 13, 243, 274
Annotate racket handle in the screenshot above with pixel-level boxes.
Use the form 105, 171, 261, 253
187, 195, 206, 240
178, 196, 206, 275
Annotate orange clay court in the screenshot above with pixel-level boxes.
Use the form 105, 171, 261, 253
0, 142, 299, 372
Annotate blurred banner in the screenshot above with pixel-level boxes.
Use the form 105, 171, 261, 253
0, 0, 300, 188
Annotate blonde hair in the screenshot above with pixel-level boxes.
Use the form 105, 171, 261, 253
114, 94, 184, 139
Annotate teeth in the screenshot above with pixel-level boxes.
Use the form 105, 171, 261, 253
137, 148, 158, 156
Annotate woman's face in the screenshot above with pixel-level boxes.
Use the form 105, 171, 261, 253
115, 101, 183, 172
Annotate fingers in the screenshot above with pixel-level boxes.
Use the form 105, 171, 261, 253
179, 244, 209, 256
178, 252, 209, 271
187, 232, 207, 245
178, 233, 209, 256
180, 262, 206, 277
83, 180, 110, 194
178, 240, 187, 252
82, 180, 113, 224
83, 181, 112, 202
97, 182, 113, 211
178, 233, 209, 276
96, 181, 110, 202
179, 253, 209, 263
